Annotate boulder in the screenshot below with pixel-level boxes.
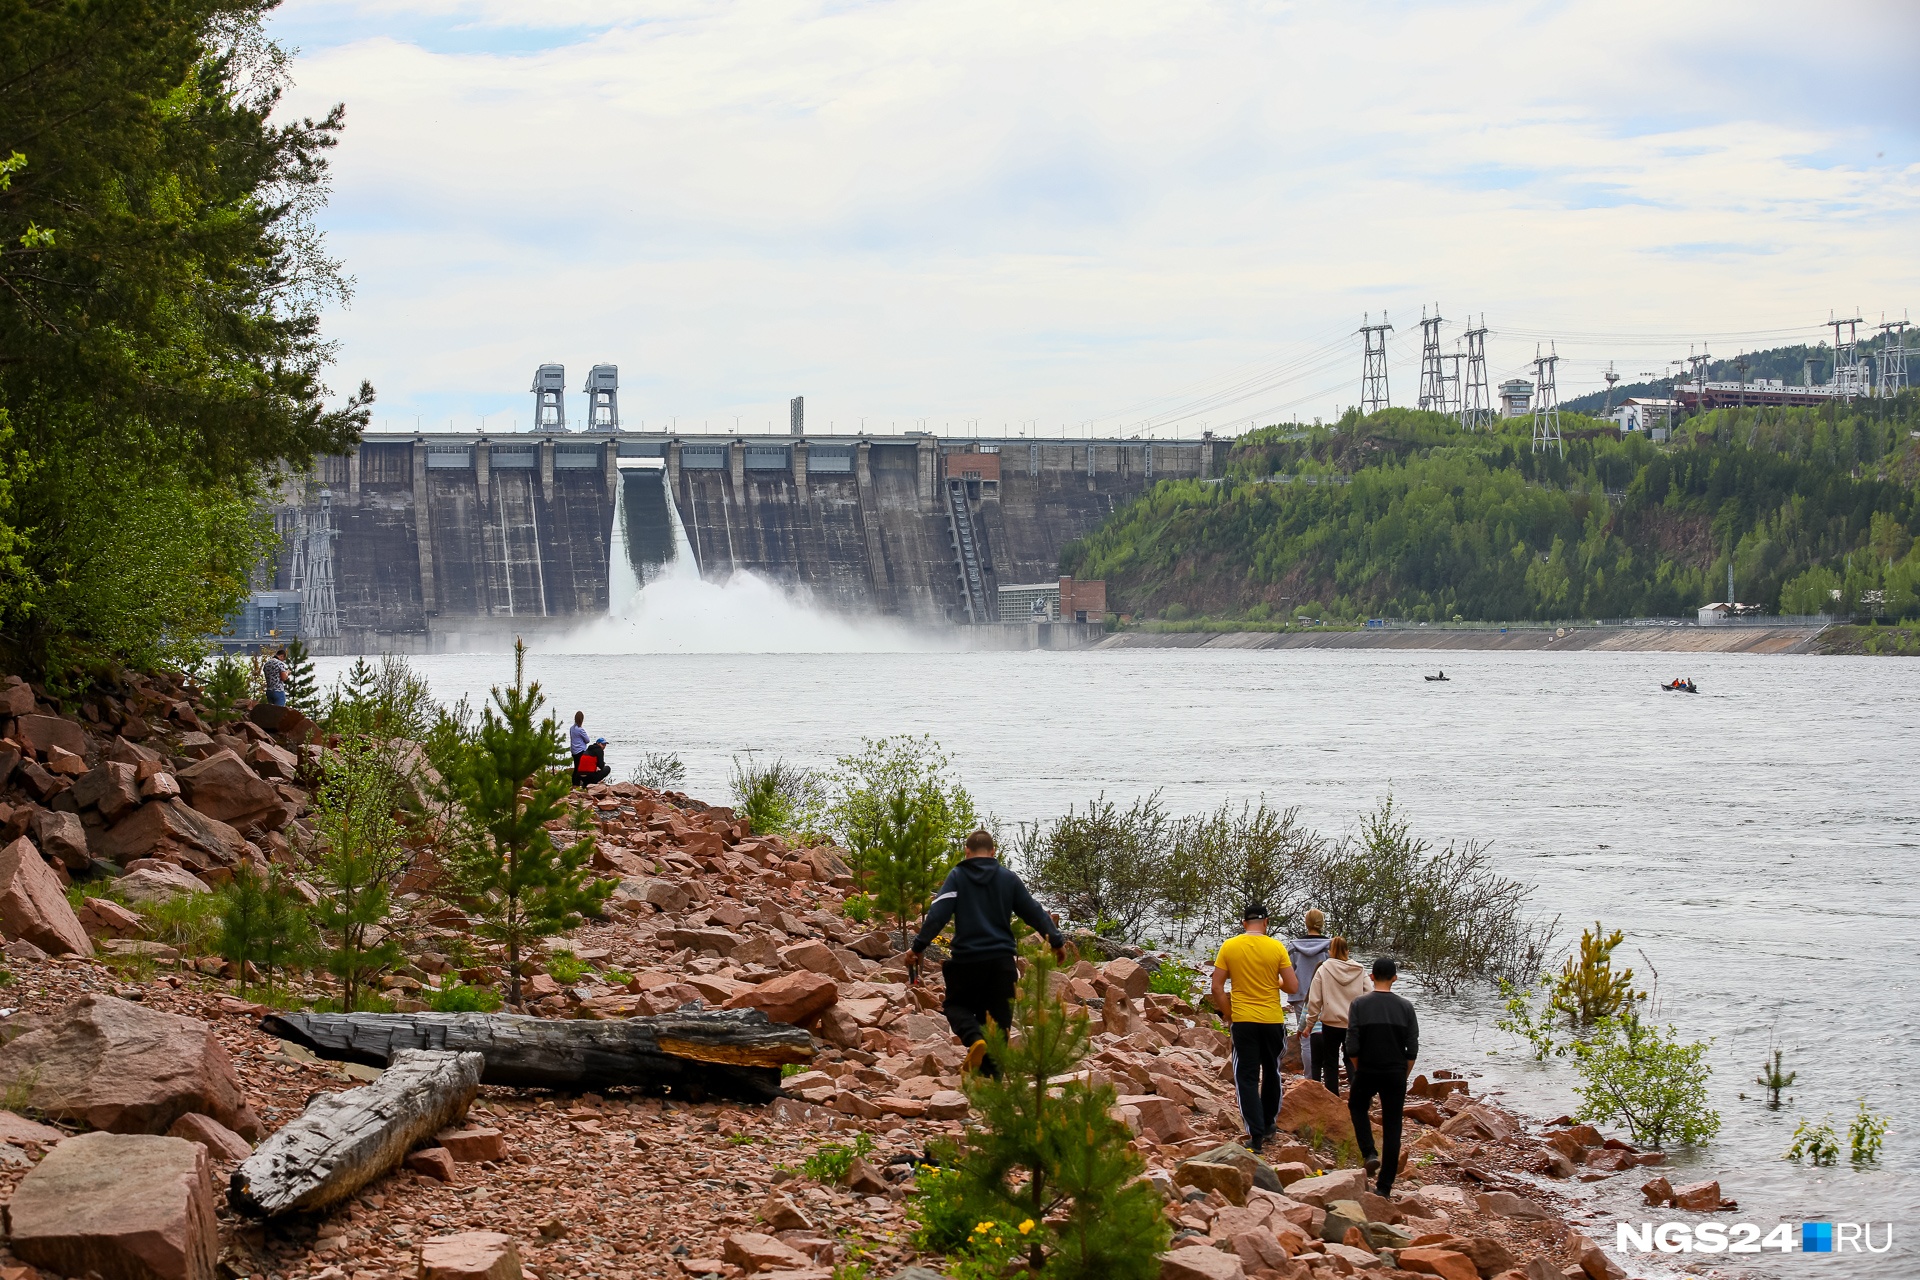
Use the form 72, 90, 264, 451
406, 1147, 458, 1181
1276, 1078, 1357, 1144
45, 743, 88, 776
1118, 1094, 1196, 1144
638, 877, 695, 912
115, 861, 215, 904
0, 835, 93, 956
167, 1111, 253, 1161
5, 1132, 219, 1280
99, 799, 247, 869
1175, 1158, 1252, 1205
1398, 1246, 1480, 1280
925, 1089, 970, 1119
0, 681, 33, 716
176, 749, 286, 831
1459, 1235, 1519, 1275
1157, 1244, 1246, 1279
247, 701, 316, 743
1475, 1190, 1554, 1221
722, 970, 838, 1025
670, 926, 744, 956
1639, 1175, 1674, 1206
1670, 1179, 1724, 1212
80, 895, 146, 939
1321, 1198, 1368, 1244
0, 994, 261, 1137
1281, 1168, 1369, 1207
437, 1126, 507, 1162
33, 808, 92, 869
1567, 1230, 1626, 1280
1190, 1142, 1284, 1193
15, 713, 88, 759
779, 938, 848, 978
1104, 956, 1151, 1001
71, 761, 142, 822
722, 1231, 813, 1273
420, 1231, 524, 1280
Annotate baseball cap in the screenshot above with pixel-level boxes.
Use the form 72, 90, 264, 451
1242, 901, 1269, 921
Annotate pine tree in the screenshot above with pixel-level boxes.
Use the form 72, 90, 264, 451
870, 787, 951, 953
947, 947, 1169, 1279
217, 863, 316, 999
444, 641, 610, 1006
284, 638, 319, 713
306, 738, 410, 1010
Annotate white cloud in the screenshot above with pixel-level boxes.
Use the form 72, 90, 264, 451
273, 0, 1920, 432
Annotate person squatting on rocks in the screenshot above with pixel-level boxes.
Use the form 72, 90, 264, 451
1301, 935, 1370, 1096
1287, 908, 1331, 1076
262, 647, 291, 708
572, 738, 611, 787
907, 829, 1066, 1077
1210, 901, 1298, 1150
1344, 956, 1419, 1196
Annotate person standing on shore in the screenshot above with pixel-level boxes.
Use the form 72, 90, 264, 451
1301, 936, 1369, 1095
1345, 957, 1419, 1196
1210, 902, 1299, 1150
907, 830, 1066, 1077
262, 647, 291, 708
569, 711, 590, 775
1287, 908, 1331, 1077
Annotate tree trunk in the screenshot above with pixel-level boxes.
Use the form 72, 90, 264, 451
262, 1008, 815, 1103
229, 1048, 483, 1217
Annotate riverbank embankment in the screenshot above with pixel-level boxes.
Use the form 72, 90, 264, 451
1098, 623, 1828, 655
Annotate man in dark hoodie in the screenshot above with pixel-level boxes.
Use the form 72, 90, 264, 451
1345, 956, 1419, 1196
908, 829, 1066, 1075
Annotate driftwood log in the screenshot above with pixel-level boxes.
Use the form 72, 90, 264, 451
262, 1008, 814, 1102
230, 1048, 483, 1217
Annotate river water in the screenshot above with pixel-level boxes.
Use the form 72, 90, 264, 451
316, 639, 1919, 1276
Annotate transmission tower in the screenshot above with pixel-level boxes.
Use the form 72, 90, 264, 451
284, 489, 339, 640
1530, 344, 1562, 456
1827, 313, 1867, 397
1443, 350, 1465, 418
1601, 362, 1621, 416
1877, 317, 1910, 397
1359, 312, 1393, 414
1417, 305, 1447, 411
1461, 315, 1491, 429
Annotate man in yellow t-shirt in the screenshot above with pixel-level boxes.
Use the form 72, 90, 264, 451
1210, 901, 1299, 1149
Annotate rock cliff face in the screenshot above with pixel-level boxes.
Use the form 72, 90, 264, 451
0, 673, 1650, 1280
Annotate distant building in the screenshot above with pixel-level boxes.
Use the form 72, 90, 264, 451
1613, 397, 1680, 434
1698, 601, 1764, 624
998, 575, 1106, 623
217, 590, 303, 648
1499, 378, 1533, 418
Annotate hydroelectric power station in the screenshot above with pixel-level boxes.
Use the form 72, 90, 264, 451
272, 410, 1222, 651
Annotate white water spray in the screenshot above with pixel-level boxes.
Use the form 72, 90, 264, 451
546, 460, 948, 655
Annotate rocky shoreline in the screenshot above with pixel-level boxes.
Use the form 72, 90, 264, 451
0, 672, 1690, 1280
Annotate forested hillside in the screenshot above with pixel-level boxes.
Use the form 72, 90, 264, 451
1062, 398, 1920, 625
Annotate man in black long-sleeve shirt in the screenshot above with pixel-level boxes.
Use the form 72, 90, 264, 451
908, 829, 1065, 1075
1345, 956, 1419, 1195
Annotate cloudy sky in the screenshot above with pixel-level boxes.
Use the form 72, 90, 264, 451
271, 0, 1920, 438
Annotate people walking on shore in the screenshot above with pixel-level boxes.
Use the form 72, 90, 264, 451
1211, 901, 1299, 1150
908, 829, 1066, 1077
1302, 936, 1370, 1096
262, 646, 291, 708
1287, 908, 1331, 1076
1345, 957, 1419, 1196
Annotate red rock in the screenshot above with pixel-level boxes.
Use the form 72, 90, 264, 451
1104, 956, 1151, 1001
1568, 1230, 1626, 1280
437, 1126, 507, 1162
15, 714, 87, 760
44, 745, 87, 777
176, 749, 286, 831
0, 994, 261, 1137
406, 1147, 458, 1181
1475, 1190, 1553, 1221
1157, 1244, 1246, 1279
1276, 1079, 1356, 1144
1639, 1175, 1674, 1206
246, 740, 300, 780
1118, 1094, 1196, 1143
32, 809, 91, 871
246, 701, 316, 743
722, 1231, 812, 1273
99, 799, 246, 869
0, 836, 93, 956
1670, 1179, 1722, 1211
670, 927, 745, 956
165, 1112, 252, 1161
0, 681, 33, 716
1176, 1158, 1252, 1205
116, 862, 215, 904
71, 761, 142, 821
1399, 1247, 1480, 1280
79, 896, 145, 939
420, 1231, 523, 1280
925, 1089, 970, 1119
778, 938, 845, 977
723, 970, 838, 1025
6, 1132, 218, 1280
843, 1155, 889, 1194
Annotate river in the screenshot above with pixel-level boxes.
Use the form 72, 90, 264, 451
316, 641, 1919, 1276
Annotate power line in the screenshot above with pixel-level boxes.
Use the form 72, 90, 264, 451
1359, 312, 1394, 414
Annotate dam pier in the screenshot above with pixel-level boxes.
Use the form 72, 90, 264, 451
271, 430, 1220, 652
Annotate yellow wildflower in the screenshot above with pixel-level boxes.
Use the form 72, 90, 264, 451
1018, 1219, 1036, 1234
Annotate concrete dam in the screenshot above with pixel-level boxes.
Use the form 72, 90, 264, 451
292, 432, 1221, 650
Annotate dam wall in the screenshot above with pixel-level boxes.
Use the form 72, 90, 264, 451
288, 431, 1218, 648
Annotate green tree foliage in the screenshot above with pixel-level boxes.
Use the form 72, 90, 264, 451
1019, 793, 1169, 941
0, 3, 373, 675
199, 652, 254, 725
283, 638, 319, 712
321, 655, 437, 740
928, 947, 1169, 1278
216, 863, 315, 998
1064, 399, 1920, 623
441, 643, 611, 1006
305, 738, 410, 1011
868, 788, 953, 952
1498, 922, 1646, 1058
829, 736, 979, 892
728, 753, 825, 838
1572, 1016, 1720, 1149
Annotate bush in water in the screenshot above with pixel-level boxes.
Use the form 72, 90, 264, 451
1572, 1016, 1720, 1150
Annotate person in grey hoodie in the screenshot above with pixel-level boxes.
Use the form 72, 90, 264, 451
1302, 936, 1371, 1095
1287, 909, 1331, 1076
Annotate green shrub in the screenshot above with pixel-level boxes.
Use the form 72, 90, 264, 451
1572, 1016, 1719, 1149
427, 978, 503, 1012
628, 752, 688, 790
729, 753, 826, 838
1848, 1101, 1888, 1164
1146, 958, 1199, 1002
201, 652, 253, 725
1786, 1117, 1839, 1165
545, 951, 589, 985
841, 892, 875, 924
143, 891, 224, 957
802, 1132, 874, 1183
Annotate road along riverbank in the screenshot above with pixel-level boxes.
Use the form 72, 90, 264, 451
1097, 624, 1827, 654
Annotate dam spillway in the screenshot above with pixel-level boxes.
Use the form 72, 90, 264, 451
290, 432, 1221, 650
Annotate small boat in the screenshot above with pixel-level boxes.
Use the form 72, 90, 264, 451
1661, 681, 1698, 693
1424, 672, 1449, 682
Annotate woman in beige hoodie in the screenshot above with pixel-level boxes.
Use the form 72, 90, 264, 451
1302, 937, 1372, 1096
